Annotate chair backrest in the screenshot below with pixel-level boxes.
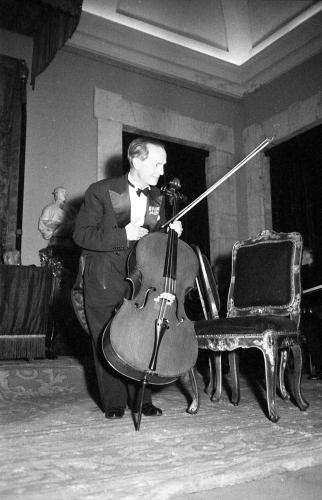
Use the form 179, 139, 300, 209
227, 229, 302, 323
192, 245, 220, 320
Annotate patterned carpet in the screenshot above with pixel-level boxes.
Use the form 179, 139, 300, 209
1, 356, 322, 500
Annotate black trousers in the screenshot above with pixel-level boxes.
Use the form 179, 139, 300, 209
84, 251, 152, 412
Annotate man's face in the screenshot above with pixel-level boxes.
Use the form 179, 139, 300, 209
133, 144, 166, 187
55, 189, 67, 202
302, 250, 313, 266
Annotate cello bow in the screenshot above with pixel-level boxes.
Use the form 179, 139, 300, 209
161, 137, 273, 228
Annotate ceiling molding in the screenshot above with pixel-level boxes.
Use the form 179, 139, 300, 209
68, 12, 244, 98
67, 1, 322, 98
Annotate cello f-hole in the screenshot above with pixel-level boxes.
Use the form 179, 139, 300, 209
134, 287, 156, 309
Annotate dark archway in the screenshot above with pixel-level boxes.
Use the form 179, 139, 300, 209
268, 124, 322, 287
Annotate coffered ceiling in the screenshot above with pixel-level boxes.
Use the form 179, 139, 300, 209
68, 0, 322, 98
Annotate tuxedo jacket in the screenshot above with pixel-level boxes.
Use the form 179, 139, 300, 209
73, 174, 166, 254
72, 174, 166, 333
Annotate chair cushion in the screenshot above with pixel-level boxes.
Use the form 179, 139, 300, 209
194, 315, 298, 336
233, 240, 294, 309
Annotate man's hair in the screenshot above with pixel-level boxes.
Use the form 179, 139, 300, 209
52, 186, 66, 196
302, 247, 314, 266
127, 137, 165, 166
303, 247, 313, 257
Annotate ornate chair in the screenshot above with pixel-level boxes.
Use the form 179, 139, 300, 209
194, 229, 309, 422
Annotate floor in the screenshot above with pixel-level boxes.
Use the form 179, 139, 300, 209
1, 354, 322, 500
173, 464, 322, 499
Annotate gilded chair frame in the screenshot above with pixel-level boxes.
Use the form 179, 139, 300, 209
195, 229, 309, 422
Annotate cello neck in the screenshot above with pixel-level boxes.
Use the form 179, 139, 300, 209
163, 225, 178, 282
163, 185, 180, 282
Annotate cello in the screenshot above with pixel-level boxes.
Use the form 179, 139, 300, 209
102, 178, 199, 428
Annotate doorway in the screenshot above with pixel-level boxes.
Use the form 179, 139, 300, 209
123, 132, 210, 257
268, 124, 322, 285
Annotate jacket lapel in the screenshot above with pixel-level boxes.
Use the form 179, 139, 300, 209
107, 177, 164, 230
108, 175, 131, 227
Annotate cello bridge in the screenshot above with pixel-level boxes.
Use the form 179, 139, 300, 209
154, 292, 175, 305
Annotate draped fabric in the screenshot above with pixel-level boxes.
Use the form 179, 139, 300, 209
0, 56, 28, 256
30, 0, 83, 88
0, 265, 52, 359
0, 0, 83, 88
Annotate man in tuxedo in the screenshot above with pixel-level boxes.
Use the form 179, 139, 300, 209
73, 137, 182, 418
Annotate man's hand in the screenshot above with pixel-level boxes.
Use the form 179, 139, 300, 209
125, 222, 149, 240
169, 220, 183, 238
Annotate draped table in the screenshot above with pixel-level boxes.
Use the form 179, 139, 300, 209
0, 265, 52, 360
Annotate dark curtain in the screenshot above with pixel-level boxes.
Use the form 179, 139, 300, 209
0, 0, 83, 88
268, 124, 322, 286
0, 56, 28, 258
0, 264, 52, 359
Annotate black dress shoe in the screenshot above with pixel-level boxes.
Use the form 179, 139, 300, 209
105, 407, 125, 419
140, 404, 162, 416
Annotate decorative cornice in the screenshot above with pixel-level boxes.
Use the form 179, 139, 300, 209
68, 10, 322, 99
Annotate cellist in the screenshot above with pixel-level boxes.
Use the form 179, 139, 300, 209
73, 137, 182, 419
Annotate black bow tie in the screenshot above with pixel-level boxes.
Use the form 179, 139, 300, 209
136, 187, 150, 197
128, 180, 150, 197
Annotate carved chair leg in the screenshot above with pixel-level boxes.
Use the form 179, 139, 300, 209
290, 344, 309, 411
262, 343, 279, 423
186, 367, 200, 414
206, 353, 214, 397
229, 351, 240, 406
278, 349, 290, 400
211, 353, 222, 402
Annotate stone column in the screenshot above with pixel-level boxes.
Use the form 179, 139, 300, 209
94, 89, 124, 180
96, 119, 123, 180
206, 148, 237, 264
243, 125, 272, 238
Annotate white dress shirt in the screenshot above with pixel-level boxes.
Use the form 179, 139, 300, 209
128, 173, 150, 227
